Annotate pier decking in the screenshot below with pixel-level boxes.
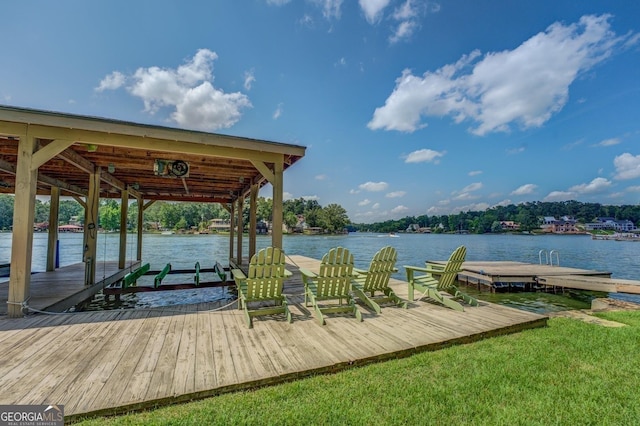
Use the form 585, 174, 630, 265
0, 261, 139, 316
0, 255, 547, 422
451, 260, 612, 289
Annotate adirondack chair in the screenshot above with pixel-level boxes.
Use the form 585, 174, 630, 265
404, 246, 478, 311
232, 247, 293, 328
352, 246, 407, 314
300, 247, 362, 325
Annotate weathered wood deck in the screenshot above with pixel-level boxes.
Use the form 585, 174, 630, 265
0, 255, 547, 422
0, 261, 139, 315
450, 260, 612, 287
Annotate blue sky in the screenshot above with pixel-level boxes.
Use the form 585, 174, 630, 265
1, 1, 639, 222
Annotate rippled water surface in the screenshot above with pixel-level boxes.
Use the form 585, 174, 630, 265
1, 232, 638, 312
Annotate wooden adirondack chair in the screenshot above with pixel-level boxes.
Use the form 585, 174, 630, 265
300, 247, 362, 325
404, 245, 478, 311
232, 247, 293, 328
352, 246, 407, 314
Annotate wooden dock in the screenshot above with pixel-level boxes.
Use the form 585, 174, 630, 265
450, 261, 612, 290
0, 261, 139, 315
537, 275, 640, 295
0, 255, 547, 422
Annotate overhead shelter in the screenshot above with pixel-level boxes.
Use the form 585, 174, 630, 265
0, 105, 306, 317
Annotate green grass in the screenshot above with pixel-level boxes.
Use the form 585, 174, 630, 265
74, 311, 640, 425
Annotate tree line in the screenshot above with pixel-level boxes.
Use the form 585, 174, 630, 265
0, 194, 637, 234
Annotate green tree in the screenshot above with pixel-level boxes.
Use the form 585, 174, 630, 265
99, 199, 121, 231
0, 194, 14, 230
59, 200, 84, 224
320, 204, 349, 233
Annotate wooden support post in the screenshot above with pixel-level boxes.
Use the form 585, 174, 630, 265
229, 202, 235, 264
8, 134, 37, 317
236, 195, 244, 265
271, 157, 284, 249
137, 196, 144, 261
47, 186, 60, 271
249, 183, 258, 260
119, 188, 128, 269
83, 167, 100, 286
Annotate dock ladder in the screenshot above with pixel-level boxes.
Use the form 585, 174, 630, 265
538, 249, 560, 266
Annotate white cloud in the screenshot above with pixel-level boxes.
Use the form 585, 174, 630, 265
543, 191, 575, 202
315, 174, 327, 180
507, 146, 526, 155
273, 103, 284, 119
267, 0, 291, 5
493, 199, 512, 207
389, 20, 418, 44
595, 137, 620, 147
627, 186, 640, 192
404, 148, 445, 163
386, 191, 406, 198
95, 71, 126, 92
450, 202, 489, 214
453, 192, 480, 201
301, 195, 320, 201
98, 49, 251, 131
335, 57, 347, 67
391, 205, 409, 214
359, 181, 389, 192
359, 0, 391, 24
244, 69, 256, 90
569, 177, 612, 194
614, 153, 640, 180
359, 199, 371, 206
372, 202, 380, 209
368, 15, 631, 135
468, 170, 482, 176
460, 182, 482, 192
283, 192, 293, 201
313, 0, 343, 19
511, 184, 537, 196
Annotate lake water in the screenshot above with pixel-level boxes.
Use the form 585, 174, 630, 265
1, 232, 639, 313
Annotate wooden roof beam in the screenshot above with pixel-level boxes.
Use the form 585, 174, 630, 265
0, 157, 87, 196
33, 139, 75, 170
57, 146, 95, 174
29, 125, 287, 163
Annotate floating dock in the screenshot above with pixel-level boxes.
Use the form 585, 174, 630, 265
448, 260, 640, 294
448, 261, 611, 291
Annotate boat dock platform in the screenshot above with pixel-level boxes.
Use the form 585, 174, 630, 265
0, 261, 139, 315
450, 260, 640, 294
0, 255, 547, 421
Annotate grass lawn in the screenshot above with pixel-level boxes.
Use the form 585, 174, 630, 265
74, 311, 640, 425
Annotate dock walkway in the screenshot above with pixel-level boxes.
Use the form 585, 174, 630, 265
0, 255, 547, 422
0, 261, 139, 315
451, 261, 611, 288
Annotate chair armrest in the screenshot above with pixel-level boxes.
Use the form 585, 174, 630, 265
298, 268, 316, 278
403, 265, 430, 273
231, 269, 246, 281
284, 269, 293, 278
353, 267, 368, 277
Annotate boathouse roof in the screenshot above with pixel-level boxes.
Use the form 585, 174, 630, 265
0, 105, 306, 203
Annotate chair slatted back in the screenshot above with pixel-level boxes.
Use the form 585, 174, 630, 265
362, 246, 397, 292
316, 247, 354, 298
245, 247, 287, 299
435, 246, 466, 290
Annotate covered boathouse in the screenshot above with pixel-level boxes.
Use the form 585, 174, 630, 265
0, 105, 306, 318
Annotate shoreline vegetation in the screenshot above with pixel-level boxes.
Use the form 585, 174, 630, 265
1, 195, 639, 236
74, 311, 640, 425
